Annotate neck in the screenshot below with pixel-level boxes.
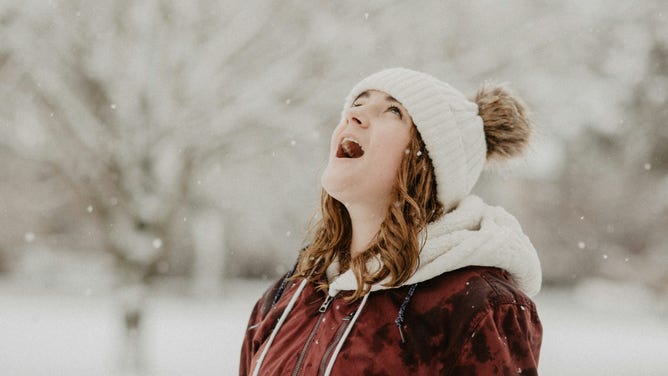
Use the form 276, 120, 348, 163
345, 200, 388, 258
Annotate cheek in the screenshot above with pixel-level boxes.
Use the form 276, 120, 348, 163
370, 130, 411, 184
378, 129, 411, 164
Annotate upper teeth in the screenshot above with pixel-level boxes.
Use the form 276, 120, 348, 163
342, 137, 360, 146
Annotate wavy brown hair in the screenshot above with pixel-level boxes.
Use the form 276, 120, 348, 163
294, 125, 444, 301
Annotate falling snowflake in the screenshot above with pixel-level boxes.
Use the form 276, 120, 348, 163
24, 232, 36, 243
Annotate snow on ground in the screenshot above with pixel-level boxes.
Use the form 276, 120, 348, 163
0, 278, 666, 376
534, 285, 668, 375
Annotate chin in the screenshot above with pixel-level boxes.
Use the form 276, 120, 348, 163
321, 171, 343, 200
321, 169, 357, 203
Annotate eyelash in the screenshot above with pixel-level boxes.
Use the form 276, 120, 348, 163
388, 106, 402, 118
351, 102, 403, 119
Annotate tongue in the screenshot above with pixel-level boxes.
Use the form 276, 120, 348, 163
343, 140, 364, 158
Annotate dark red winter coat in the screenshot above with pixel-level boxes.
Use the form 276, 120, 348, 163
240, 265, 542, 375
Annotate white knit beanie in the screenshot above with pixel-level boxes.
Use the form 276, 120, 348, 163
342, 68, 486, 212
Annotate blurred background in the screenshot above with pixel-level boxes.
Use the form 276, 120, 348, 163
0, 0, 666, 375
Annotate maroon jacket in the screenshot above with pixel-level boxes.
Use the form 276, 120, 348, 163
240, 266, 542, 375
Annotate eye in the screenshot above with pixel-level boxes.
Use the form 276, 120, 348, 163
351, 101, 362, 107
387, 106, 403, 119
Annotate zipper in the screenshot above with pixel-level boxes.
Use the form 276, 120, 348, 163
318, 314, 352, 376
319, 295, 334, 313
291, 294, 337, 376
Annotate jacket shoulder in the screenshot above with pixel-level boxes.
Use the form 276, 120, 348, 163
422, 266, 536, 311
425, 267, 542, 375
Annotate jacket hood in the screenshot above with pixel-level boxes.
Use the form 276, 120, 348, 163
326, 195, 542, 297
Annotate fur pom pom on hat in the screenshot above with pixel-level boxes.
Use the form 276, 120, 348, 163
342, 68, 532, 212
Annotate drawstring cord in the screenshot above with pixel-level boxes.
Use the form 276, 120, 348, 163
251, 278, 309, 376
271, 261, 298, 308
323, 293, 370, 376
271, 246, 309, 308
253, 255, 318, 376
323, 282, 417, 374
395, 283, 418, 344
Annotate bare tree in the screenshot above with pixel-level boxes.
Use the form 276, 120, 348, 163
0, 0, 328, 372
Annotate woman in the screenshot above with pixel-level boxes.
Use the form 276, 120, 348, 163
240, 68, 542, 375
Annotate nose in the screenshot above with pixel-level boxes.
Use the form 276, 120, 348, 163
345, 108, 368, 128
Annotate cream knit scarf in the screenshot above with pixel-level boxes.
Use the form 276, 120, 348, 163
326, 195, 542, 297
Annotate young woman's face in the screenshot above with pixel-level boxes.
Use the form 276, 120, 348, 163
322, 90, 413, 207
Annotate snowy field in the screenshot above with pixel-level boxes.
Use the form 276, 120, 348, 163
1, 278, 667, 376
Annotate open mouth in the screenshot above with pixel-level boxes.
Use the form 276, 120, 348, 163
336, 137, 365, 159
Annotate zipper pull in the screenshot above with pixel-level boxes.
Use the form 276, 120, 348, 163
318, 295, 334, 313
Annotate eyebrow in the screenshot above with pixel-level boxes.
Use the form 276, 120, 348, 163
354, 91, 401, 104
